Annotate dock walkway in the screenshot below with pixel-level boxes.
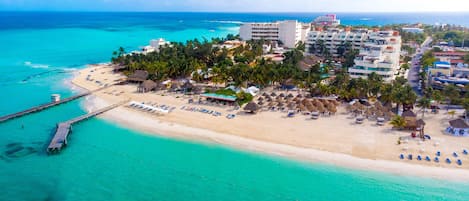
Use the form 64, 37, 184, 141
0, 85, 115, 123
47, 101, 127, 154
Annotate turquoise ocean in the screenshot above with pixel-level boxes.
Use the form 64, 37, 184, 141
1, 12, 469, 201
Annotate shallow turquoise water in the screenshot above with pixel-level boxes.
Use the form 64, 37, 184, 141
1, 12, 469, 201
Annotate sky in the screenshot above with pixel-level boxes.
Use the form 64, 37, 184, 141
1, 0, 469, 12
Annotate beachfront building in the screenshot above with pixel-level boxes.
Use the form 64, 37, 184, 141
311, 14, 341, 27
305, 27, 369, 57
348, 30, 402, 82
239, 20, 310, 48
427, 51, 469, 89
428, 61, 452, 76
142, 38, 170, 54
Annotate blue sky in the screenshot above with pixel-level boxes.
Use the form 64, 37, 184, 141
1, 0, 469, 12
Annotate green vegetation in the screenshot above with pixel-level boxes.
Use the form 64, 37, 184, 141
390, 115, 407, 130
236, 91, 253, 106
112, 34, 419, 113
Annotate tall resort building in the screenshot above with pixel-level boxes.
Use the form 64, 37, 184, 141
305, 27, 369, 57
306, 28, 402, 81
239, 20, 310, 48
348, 30, 402, 82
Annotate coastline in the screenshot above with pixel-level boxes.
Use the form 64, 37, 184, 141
74, 64, 469, 182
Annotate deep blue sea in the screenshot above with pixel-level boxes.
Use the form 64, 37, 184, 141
1, 12, 469, 201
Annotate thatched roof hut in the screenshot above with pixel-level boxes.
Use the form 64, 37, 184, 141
449, 119, 469, 129
138, 80, 157, 93
181, 82, 194, 90
128, 70, 149, 82
113, 65, 127, 72
244, 102, 260, 113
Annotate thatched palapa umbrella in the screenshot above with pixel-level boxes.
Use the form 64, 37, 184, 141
258, 97, 264, 101
279, 93, 286, 98
298, 104, 307, 112
244, 102, 260, 113
268, 102, 277, 107
270, 92, 277, 97
287, 93, 294, 98
277, 102, 285, 108
306, 104, 316, 112
287, 102, 296, 110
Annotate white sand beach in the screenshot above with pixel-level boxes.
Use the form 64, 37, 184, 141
73, 64, 469, 181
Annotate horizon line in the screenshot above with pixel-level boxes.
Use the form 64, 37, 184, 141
1, 10, 469, 14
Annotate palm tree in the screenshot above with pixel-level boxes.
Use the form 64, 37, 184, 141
390, 115, 407, 130
392, 85, 416, 114
443, 84, 460, 110
416, 98, 431, 118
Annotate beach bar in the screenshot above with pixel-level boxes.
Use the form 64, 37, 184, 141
200, 93, 237, 106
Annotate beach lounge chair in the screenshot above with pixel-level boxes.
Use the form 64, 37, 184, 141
377, 117, 385, 126
457, 159, 462, 166
446, 158, 451, 164
425, 156, 431, 161
417, 155, 422, 161
399, 154, 404, 159
311, 112, 319, 120
434, 157, 439, 163
436, 151, 441, 156
408, 154, 413, 160
356, 116, 365, 124
453, 152, 458, 157
463, 149, 468, 155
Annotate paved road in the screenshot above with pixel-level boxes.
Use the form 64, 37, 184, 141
407, 37, 433, 96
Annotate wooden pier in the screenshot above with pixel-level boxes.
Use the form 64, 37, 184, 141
0, 92, 91, 123
0, 85, 117, 123
47, 101, 127, 154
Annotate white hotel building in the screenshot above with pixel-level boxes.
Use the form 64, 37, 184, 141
239, 20, 310, 48
305, 28, 369, 57
348, 30, 402, 82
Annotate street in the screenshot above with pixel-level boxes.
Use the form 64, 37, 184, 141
407, 37, 433, 96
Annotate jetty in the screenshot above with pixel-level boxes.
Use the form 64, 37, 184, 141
0, 85, 116, 123
47, 101, 127, 154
